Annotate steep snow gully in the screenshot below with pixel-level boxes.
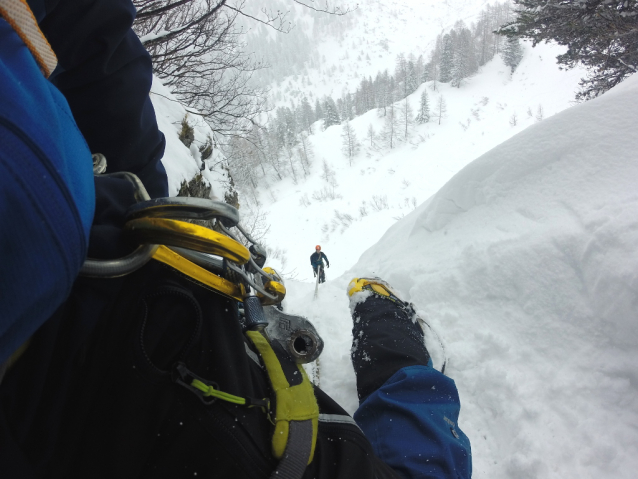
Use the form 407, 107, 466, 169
283, 76, 638, 479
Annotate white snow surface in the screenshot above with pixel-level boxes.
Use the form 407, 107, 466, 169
286, 75, 638, 478
264, 43, 585, 283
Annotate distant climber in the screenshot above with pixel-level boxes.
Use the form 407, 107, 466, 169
311, 245, 330, 283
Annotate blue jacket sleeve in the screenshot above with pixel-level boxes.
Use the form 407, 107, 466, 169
354, 365, 472, 479
0, 18, 95, 365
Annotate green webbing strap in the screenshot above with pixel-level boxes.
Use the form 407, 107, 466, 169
190, 379, 268, 409
245, 330, 319, 475
175, 362, 270, 410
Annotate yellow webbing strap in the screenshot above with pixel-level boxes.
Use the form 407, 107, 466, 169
245, 330, 318, 465
0, 0, 57, 77
152, 245, 243, 301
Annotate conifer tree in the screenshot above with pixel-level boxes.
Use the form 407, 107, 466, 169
323, 97, 341, 128
376, 70, 394, 116
415, 90, 430, 124
406, 59, 419, 94
451, 28, 477, 87
439, 34, 454, 83
498, 0, 638, 100
502, 36, 524, 73
299, 97, 315, 134
315, 99, 324, 121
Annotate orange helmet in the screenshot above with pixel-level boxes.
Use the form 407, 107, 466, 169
315, 245, 321, 251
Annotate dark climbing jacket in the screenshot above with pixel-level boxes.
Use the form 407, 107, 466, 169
310, 252, 329, 268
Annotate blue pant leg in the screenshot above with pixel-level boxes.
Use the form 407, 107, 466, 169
354, 365, 472, 479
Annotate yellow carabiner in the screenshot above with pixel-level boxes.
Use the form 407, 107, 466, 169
125, 218, 250, 265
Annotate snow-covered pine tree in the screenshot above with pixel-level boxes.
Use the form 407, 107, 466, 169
375, 70, 394, 116
299, 97, 315, 134
439, 34, 454, 83
274, 107, 296, 148
502, 36, 523, 73
315, 99, 324, 121
395, 53, 409, 97
498, 0, 638, 99
451, 28, 477, 87
427, 35, 443, 90
415, 90, 430, 124
323, 97, 341, 129
475, 9, 491, 67
415, 54, 425, 88
341, 121, 360, 166
406, 58, 419, 95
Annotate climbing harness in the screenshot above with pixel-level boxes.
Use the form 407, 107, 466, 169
79, 156, 322, 478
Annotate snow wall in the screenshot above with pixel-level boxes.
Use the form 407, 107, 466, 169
347, 75, 638, 478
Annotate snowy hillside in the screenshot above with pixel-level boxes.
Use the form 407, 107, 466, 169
262, 41, 585, 281
256, 0, 502, 102
284, 74, 638, 478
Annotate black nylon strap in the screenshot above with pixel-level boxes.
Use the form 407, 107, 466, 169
270, 420, 313, 479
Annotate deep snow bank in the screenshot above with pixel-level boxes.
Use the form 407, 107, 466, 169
348, 75, 638, 478
284, 75, 638, 479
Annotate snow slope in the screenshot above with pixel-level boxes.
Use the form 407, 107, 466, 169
266, 0, 499, 102
285, 74, 638, 478
264, 42, 585, 282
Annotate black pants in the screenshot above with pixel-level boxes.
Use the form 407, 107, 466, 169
313, 265, 325, 283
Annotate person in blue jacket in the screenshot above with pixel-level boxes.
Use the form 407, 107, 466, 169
310, 245, 330, 283
0, 0, 471, 477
